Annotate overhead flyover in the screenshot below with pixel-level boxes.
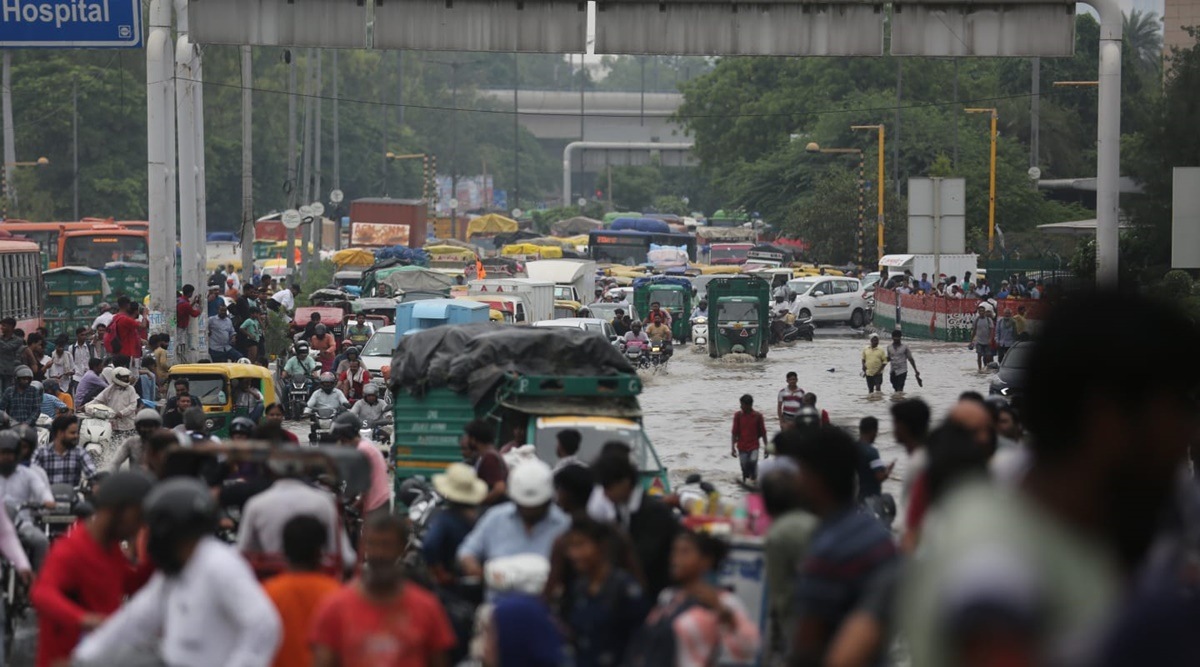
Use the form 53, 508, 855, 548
176, 0, 1124, 287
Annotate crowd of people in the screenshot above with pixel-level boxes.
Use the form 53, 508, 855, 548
884, 269, 1049, 301
0, 285, 1192, 667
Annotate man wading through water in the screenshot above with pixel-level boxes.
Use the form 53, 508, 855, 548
732, 395, 769, 485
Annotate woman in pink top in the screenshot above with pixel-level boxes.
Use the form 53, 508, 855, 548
626, 531, 760, 667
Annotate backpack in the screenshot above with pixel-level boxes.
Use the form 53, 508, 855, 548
625, 594, 709, 667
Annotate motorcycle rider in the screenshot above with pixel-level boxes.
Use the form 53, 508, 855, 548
622, 321, 650, 358
0, 431, 54, 570
1, 365, 42, 426
237, 454, 357, 572
282, 343, 319, 393
108, 408, 163, 472
349, 384, 392, 432
33, 414, 96, 487
690, 300, 708, 319
645, 313, 674, 362
72, 477, 282, 666
333, 413, 392, 521
611, 308, 629, 337
228, 416, 257, 442
344, 312, 375, 347
336, 351, 371, 404
304, 373, 350, 418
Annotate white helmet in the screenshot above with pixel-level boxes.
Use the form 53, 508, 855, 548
507, 459, 554, 507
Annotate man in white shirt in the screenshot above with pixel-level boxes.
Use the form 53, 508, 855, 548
74, 477, 281, 667
90, 304, 114, 331
271, 283, 300, 314
226, 264, 241, 293
66, 327, 95, 393
0, 433, 53, 569
237, 461, 356, 569
777, 371, 805, 428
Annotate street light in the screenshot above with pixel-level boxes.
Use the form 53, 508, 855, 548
806, 142, 867, 267
965, 108, 998, 254
850, 125, 886, 262
2, 157, 49, 219
384, 151, 427, 198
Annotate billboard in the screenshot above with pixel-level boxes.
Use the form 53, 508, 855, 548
351, 222, 410, 248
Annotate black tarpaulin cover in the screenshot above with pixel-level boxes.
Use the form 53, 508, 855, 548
390, 324, 635, 403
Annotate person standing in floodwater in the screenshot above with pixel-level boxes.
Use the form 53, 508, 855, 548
862, 334, 887, 395
731, 394, 768, 485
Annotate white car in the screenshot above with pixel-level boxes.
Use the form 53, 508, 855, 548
360, 325, 396, 375
533, 318, 619, 341
786, 276, 871, 328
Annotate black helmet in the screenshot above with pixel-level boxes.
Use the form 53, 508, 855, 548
0, 431, 19, 454
0, 411, 10, 429
144, 477, 218, 574
229, 417, 256, 437
11, 424, 37, 449
332, 412, 361, 440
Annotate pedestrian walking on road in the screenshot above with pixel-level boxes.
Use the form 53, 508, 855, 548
970, 305, 994, 371
862, 334, 887, 394
886, 329, 920, 393
732, 394, 768, 485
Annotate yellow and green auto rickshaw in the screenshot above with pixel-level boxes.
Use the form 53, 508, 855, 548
167, 363, 276, 437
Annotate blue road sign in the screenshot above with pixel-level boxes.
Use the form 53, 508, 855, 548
0, 0, 142, 48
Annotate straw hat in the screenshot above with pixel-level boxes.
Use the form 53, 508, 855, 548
433, 463, 488, 505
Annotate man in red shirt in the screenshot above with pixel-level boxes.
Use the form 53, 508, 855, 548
31, 471, 155, 667
176, 284, 202, 364
108, 300, 145, 367
311, 514, 456, 667
731, 394, 769, 485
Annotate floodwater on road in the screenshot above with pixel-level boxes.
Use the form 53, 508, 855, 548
638, 330, 995, 496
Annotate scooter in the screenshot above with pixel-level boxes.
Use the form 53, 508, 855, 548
691, 316, 709, 348
79, 404, 114, 466
360, 419, 393, 459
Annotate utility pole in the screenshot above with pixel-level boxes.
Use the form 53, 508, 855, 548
332, 49, 341, 251
1030, 57, 1041, 190
286, 52, 298, 276
299, 48, 315, 274
513, 52, 519, 211
240, 46, 254, 276
952, 58, 959, 169
2, 51, 16, 216
72, 75, 79, 220
893, 60, 902, 194
312, 50, 323, 257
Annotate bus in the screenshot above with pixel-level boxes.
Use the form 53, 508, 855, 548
0, 220, 150, 269
0, 239, 44, 332
588, 230, 698, 265
59, 225, 149, 268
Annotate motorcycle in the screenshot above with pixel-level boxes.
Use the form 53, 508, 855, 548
306, 406, 341, 445
771, 310, 814, 344
285, 375, 313, 420
360, 419, 393, 459
648, 340, 671, 373
622, 340, 649, 369
691, 316, 709, 348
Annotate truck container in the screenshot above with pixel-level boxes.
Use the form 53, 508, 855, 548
393, 299, 490, 343
390, 324, 668, 493
878, 253, 978, 285
467, 278, 555, 323
525, 259, 597, 304
348, 198, 428, 249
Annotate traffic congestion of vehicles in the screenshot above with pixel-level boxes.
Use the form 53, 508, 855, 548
0, 203, 1078, 667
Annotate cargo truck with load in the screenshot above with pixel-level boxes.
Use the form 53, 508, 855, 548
348, 198, 429, 249
467, 278, 555, 323
525, 259, 597, 304
389, 324, 669, 494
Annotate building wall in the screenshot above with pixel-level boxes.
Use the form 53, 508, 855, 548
1165, 0, 1200, 52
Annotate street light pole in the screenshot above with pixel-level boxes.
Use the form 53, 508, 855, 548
966, 108, 998, 254
1, 157, 48, 220
805, 142, 864, 267
851, 125, 886, 262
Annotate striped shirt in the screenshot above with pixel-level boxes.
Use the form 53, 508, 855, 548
794, 509, 898, 638
778, 387, 805, 418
